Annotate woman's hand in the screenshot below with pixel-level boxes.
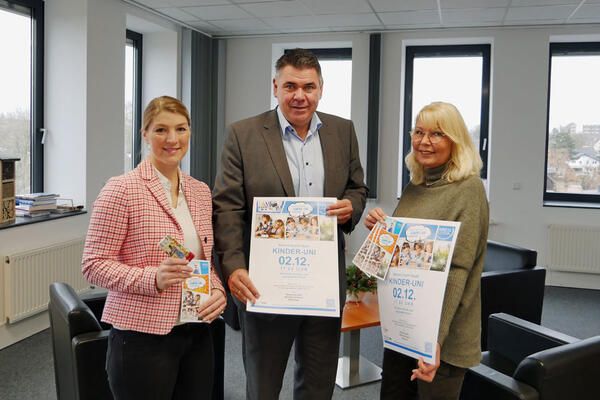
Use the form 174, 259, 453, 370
411, 343, 441, 382
364, 207, 387, 230
196, 289, 227, 323
155, 257, 192, 291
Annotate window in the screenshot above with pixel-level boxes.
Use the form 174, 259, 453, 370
0, 0, 44, 194
277, 47, 352, 119
124, 29, 142, 172
400, 44, 491, 190
306, 48, 352, 119
545, 42, 600, 206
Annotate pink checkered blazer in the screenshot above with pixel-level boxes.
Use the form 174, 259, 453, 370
82, 159, 224, 334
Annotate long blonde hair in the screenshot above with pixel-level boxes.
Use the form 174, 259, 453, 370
405, 102, 482, 185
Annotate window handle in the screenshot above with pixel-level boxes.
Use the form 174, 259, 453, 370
40, 128, 47, 144
482, 138, 487, 151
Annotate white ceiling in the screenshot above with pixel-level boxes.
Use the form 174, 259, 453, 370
132, 0, 600, 37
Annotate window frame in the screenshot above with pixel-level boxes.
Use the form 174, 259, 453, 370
284, 47, 352, 61
401, 44, 491, 189
544, 41, 600, 207
2, 0, 44, 192
126, 29, 143, 169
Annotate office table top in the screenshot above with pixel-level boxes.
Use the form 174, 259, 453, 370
341, 292, 380, 332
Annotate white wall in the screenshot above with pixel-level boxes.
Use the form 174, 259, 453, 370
143, 32, 180, 104
0, 0, 181, 349
44, 0, 88, 206
223, 25, 600, 290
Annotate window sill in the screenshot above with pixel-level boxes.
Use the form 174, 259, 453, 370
543, 201, 600, 210
0, 210, 87, 231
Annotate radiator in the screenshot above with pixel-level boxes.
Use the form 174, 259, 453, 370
548, 224, 600, 274
3, 238, 89, 323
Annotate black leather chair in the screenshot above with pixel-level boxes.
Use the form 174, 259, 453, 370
461, 313, 600, 400
49, 282, 226, 400
481, 241, 546, 350
49, 282, 113, 400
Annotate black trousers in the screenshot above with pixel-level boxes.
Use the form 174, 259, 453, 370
106, 323, 214, 400
380, 349, 467, 400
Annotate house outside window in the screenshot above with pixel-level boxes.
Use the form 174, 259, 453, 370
0, 0, 44, 194
545, 42, 600, 206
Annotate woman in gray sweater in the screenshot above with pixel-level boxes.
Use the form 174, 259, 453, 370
365, 102, 489, 400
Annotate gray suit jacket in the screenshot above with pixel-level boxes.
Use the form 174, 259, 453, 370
213, 109, 368, 295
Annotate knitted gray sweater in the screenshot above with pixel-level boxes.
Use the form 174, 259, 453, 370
393, 165, 489, 368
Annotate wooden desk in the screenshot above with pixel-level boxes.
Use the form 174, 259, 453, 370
336, 292, 382, 389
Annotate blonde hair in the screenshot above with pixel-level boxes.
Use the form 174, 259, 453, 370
405, 102, 482, 185
142, 96, 190, 132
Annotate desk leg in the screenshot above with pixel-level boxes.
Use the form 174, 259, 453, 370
335, 330, 382, 389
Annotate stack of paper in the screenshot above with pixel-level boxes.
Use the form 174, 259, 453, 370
15, 193, 59, 217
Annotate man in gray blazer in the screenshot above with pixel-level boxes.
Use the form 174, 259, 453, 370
213, 49, 367, 400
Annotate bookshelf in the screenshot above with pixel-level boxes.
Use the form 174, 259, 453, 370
1, 157, 19, 224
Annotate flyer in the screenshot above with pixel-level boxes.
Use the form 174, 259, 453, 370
353, 217, 403, 280
158, 235, 211, 323
246, 197, 340, 317
180, 259, 211, 323
373, 217, 461, 364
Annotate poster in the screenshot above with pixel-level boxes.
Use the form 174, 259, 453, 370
357, 217, 460, 363
247, 197, 340, 317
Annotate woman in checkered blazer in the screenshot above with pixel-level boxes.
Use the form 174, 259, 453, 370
82, 96, 226, 400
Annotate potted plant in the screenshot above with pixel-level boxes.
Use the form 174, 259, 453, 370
346, 264, 377, 302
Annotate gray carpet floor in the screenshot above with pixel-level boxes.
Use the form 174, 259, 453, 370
0, 286, 599, 400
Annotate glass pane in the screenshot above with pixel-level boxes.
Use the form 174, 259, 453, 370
412, 57, 483, 151
547, 54, 600, 196
0, 7, 31, 195
317, 59, 352, 120
124, 41, 134, 172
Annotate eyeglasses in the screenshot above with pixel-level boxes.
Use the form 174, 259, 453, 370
411, 129, 446, 144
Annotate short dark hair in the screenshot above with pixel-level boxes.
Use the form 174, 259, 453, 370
275, 48, 323, 85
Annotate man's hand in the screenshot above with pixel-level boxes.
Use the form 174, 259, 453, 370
228, 268, 260, 304
327, 199, 353, 225
196, 289, 227, 323
364, 207, 386, 230
411, 343, 441, 382
156, 257, 192, 291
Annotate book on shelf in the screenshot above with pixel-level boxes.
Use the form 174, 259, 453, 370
16, 193, 60, 201
16, 198, 57, 206
16, 203, 57, 212
16, 193, 59, 213
14, 194, 83, 216
15, 209, 52, 218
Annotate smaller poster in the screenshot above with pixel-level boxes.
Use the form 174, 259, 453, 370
372, 217, 461, 364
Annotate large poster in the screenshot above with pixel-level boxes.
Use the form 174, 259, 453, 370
246, 197, 340, 317
354, 217, 460, 364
